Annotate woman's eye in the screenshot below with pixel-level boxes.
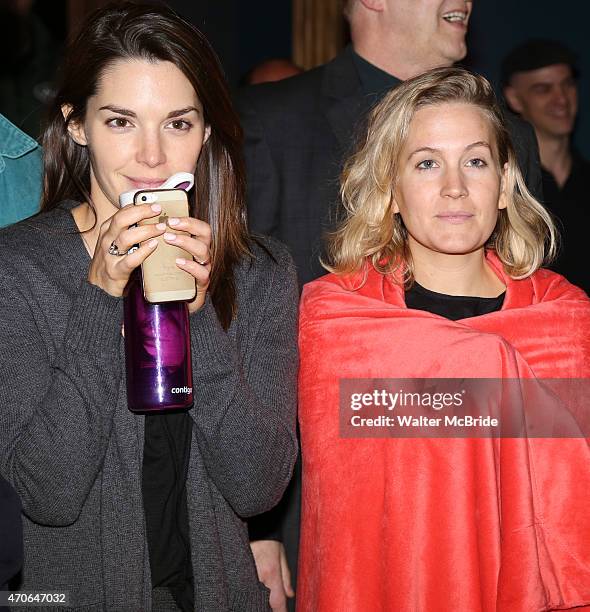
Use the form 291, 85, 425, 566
417, 159, 437, 170
167, 119, 192, 131
467, 158, 487, 168
106, 117, 131, 129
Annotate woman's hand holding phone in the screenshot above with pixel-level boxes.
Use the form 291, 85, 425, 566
161, 215, 211, 314
87, 202, 211, 313
87, 202, 167, 297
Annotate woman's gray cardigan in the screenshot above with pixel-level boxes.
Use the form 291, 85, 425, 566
0, 202, 299, 611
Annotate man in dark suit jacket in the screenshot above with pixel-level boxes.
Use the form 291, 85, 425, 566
238, 1, 542, 609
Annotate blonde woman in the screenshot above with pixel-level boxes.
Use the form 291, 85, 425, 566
297, 68, 590, 612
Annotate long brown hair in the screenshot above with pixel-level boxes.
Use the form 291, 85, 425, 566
42, 1, 250, 328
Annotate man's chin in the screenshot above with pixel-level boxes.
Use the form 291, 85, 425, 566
542, 119, 576, 138
439, 41, 468, 66
452, 41, 468, 63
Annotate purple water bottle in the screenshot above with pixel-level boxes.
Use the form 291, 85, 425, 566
123, 271, 193, 412
120, 173, 194, 413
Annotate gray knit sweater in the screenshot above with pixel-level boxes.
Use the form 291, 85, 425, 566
0, 201, 299, 611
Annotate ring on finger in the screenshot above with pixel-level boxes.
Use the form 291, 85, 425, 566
197, 250, 210, 266
108, 241, 127, 257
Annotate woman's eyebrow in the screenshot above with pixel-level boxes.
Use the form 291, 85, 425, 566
408, 142, 491, 158
465, 141, 491, 151
98, 105, 136, 117
97, 105, 199, 118
166, 107, 199, 118
408, 146, 440, 158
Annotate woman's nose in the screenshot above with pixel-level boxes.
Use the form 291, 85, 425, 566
440, 167, 468, 199
137, 132, 166, 167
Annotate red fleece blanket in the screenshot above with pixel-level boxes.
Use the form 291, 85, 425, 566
297, 253, 590, 612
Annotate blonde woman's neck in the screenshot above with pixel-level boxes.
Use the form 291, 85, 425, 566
410, 245, 505, 298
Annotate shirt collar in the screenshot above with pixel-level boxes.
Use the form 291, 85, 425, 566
351, 48, 401, 97
0, 114, 39, 159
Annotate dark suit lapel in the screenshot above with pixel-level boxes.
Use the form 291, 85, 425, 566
320, 46, 365, 153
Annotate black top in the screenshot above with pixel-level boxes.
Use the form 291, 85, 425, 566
142, 413, 193, 612
405, 281, 505, 320
541, 150, 590, 295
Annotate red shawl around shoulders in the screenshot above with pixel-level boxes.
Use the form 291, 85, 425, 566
297, 253, 590, 612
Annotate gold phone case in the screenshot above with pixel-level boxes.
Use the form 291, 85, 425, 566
135, 189, 196, 303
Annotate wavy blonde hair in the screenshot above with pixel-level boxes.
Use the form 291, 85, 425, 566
325, 67, 557, 283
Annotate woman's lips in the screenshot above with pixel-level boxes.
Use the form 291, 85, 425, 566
436, 212, 474, 224
126, 177, 166, 189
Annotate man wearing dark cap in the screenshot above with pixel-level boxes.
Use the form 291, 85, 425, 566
503, 39, 589, 295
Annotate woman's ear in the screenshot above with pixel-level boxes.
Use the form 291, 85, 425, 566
62, 104, 88, 146
391, 190, 400, 215
498, 162, 508, 210
203, 124, 211, 145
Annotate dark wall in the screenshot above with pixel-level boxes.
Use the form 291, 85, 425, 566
168, 0, 292, 90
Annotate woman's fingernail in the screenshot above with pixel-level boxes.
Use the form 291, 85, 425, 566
168, 217, 180, 226
151, 204, 161, 213
164, 232, 176, 241
156, 222, 166, 230
176, 258, 186, 265
148, 239, 158, 248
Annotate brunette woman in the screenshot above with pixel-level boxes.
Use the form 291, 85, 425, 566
0, 3, 297, 611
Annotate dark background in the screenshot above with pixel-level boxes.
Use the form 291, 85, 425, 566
168, 0, 293, 88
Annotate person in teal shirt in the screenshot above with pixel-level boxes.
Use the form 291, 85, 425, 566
0, 114, 42, 227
